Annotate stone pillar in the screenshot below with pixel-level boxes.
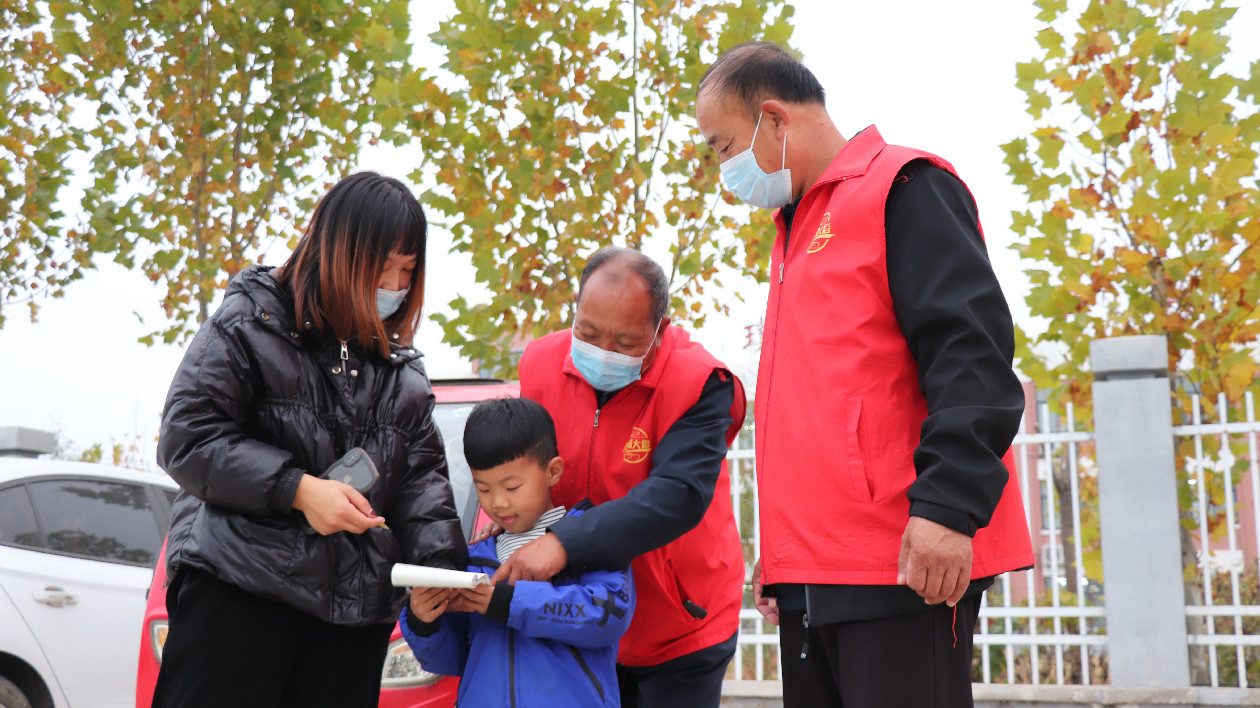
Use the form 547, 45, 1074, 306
1091, 334, 1190, 687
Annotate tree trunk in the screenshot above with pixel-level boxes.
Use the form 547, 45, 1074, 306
1053, 449, 1079, 596
1182, 523, 1211, 684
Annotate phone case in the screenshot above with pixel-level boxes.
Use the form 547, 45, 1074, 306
322, 447, 380, 493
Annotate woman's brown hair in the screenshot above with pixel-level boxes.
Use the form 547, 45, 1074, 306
275, 172, 427, 358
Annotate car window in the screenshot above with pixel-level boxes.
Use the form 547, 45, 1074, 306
432, 402, 479, 538
28, 479, 163, 566
0, 485, 40, 547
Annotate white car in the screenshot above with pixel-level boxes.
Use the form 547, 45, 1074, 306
0, 456, 178, 708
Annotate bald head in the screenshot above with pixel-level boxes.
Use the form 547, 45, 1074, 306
578, 247, 669, 326
698, 41, 826, 121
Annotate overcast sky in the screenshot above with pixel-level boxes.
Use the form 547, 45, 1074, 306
2, 0, 1257, 470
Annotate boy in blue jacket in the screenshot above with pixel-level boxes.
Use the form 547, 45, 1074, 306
401, 397, 635, 707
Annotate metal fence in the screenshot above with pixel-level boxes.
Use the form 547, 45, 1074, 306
1175, 391, 1260, 689
975, 403, 1103, 686
725, 390, 1260, 688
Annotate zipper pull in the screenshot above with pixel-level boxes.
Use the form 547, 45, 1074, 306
340, 340, 349, 376
593, 409, 601, 428
778, 263, 784, 283
801, 586, 812, 658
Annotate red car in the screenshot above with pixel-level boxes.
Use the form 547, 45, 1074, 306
136, 378, 518, 708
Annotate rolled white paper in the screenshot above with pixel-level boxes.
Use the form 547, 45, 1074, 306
391, 563, 489, 589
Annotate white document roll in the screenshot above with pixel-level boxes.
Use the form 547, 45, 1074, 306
390, 563, 489, 589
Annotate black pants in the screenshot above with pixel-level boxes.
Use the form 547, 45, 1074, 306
779, 594, 982, 708
151, 567, 394, 708
618, 631, 738, 708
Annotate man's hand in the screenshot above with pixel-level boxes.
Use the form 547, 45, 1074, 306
491, 533, 568, 585
453, 584, 494, 615
897, 516, 973, 606
409, 586, 456, 623
751, 556, 779, 626
469, 520, 503, 545
292, 475, 384, 535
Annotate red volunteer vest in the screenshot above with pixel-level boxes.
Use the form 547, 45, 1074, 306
756, 126, 1035, 586
519, 327, 747, 666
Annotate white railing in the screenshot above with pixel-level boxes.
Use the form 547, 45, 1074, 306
727, 438, 780, 681
1174, 391, 1260, 689
725, 403, 1108, 685
978, 403, 1102, 686
726, 403, 1108, 685
727, 392, 1260, 688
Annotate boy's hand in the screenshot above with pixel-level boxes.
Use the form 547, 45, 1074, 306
409, 586, 456, 623
454, 584, 494, 615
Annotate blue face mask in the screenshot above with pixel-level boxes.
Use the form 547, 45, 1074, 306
376, 287, 409, 320
719, 112, 792, 209
570, 321, 664, 392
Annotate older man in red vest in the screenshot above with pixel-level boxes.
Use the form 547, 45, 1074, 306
696, 42, 1035, 707
494, 247, 747, 708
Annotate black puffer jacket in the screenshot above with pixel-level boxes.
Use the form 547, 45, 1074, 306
157, 265, 466, 626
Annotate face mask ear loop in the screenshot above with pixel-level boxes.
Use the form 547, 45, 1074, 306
780, 123, 788, 171
751, 111, 764, 145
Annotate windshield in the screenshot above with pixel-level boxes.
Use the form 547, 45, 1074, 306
431, 401, 480, 540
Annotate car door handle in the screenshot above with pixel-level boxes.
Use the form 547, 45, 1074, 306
32, 587, 78, 608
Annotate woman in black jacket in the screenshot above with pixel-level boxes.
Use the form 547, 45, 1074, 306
151, 172, 467, 707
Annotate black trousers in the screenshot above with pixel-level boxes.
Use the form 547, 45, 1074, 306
151, 567, 394, 708
618, 631, 738, 708
778, 594, 982, 708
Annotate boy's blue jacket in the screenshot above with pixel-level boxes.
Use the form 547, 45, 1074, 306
400, 506, 634, 707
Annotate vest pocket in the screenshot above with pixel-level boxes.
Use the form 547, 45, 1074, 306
845, 396, 874, 503
665, 557, 704, 624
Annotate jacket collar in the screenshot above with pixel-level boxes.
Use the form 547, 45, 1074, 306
772, 124, 886, 233
815, 125, 886, 184
227, 265, 302, 344
466, 504, 588, 570
560, 324, 682, 392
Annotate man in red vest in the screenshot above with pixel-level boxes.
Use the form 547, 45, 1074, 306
696, 43, 1035, 706
494, 247, 748, 707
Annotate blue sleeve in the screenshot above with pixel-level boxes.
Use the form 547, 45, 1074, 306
505, 567, 635, 649
398, 605, 472, 678
550, 371, 735, 569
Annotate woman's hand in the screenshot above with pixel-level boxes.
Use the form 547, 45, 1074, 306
292, 475, 384, 535
409, 586, 456, 623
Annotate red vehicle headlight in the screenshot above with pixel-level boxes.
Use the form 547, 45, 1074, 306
149, 619, 170, 663
381, 637, 442, 688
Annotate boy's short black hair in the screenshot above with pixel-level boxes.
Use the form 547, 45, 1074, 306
463, 397, 559, 472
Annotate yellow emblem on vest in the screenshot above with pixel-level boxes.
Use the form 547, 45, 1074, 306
807, 211, 833, 253
623, 427, 652, 464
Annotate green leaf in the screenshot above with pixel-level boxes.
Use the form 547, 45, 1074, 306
3, 0, 425, 342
